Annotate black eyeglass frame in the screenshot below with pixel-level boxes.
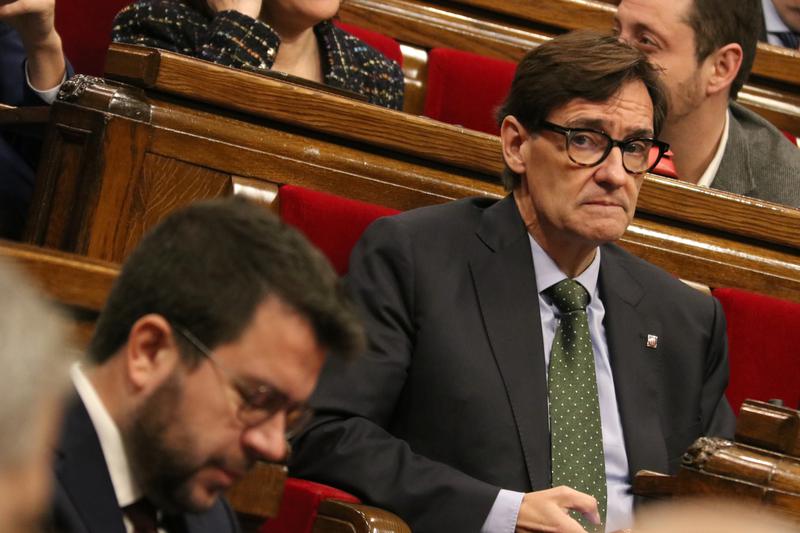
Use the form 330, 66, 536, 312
541, 120, 670, 175
171, 323, 313, 439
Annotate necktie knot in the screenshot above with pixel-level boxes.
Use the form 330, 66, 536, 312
123, 498, 158, 533
545, 279, 589, 314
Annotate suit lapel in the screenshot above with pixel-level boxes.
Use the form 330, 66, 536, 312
470, 196, 551, 491
54, 394, 127, 533
599, 248, 668, 477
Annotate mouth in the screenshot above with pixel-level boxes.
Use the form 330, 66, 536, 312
583, 200, 625, 209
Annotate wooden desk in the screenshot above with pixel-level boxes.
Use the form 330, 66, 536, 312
338, 0, 800, 136
25, 44, 800, 304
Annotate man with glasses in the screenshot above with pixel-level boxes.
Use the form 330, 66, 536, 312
292, 31, 735, 533
615, 0, 800, 207
50, 197, 364, 533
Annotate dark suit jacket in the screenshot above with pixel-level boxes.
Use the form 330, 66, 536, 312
50, 394, 241, 533
291, 195, 735, 532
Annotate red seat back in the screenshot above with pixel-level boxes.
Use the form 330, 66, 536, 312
424, 48, 516, 135
334, 21, 403, 66
782, 129, 800, 148
713, 287, 800, 412
55, 0, 130, 75
278, 185, 399, 275
260, 478, 360, 533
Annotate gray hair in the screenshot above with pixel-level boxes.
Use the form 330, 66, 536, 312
0, 259, 71, 467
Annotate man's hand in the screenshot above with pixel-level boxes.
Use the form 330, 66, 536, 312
206, 0, 262, 19
515, 486, 601, 533
0, 0, 65, 91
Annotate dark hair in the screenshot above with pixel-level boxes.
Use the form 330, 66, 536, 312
89, 197, 364, 364
496, 30, 668, 190
684, 0, 762, 99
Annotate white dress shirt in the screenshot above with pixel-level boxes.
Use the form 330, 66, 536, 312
482, 237, 633, 533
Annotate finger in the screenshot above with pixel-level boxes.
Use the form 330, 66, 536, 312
550, 486, 601, 525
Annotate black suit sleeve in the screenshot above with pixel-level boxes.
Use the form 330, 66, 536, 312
290, 216, 500, 533
703, 297, 736, 439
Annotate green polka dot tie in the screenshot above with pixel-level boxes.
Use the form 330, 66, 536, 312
545, 279, 606, 532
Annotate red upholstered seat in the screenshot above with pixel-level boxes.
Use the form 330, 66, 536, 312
334, 21, 403, 66
424, 48, 516, 135
260, 478, 360, 533
55, 0, 130, 76
278, 185, 399, 276
713, 287, 800, 413
782, 129, 800, 148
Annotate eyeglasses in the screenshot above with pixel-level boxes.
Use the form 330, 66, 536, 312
172, 324, 313, 439
541, 121, 669, 175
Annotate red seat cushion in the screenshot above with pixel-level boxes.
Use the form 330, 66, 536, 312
334, 21, 403, 66
782, 129, 800, 148
278, 185, 399, 275
259, 478, 360, 533
55, 0, 131, 75
713, 287, 800, 412
424, 48, 516, 135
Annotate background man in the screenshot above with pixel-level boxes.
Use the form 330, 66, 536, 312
50, 198, 365, 533
292, 31, 734, 533
0, 259, 70, 533
1, 0, 70, 237
616, 0, 800, 207
760, 0, 800, 49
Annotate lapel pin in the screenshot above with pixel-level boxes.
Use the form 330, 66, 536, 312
646, 334, 658, 349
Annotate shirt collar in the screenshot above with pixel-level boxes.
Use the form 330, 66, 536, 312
696, 108, 730, 189
763, 0, 793, 34
528, 234, 601, 298
71, 363, 142, 507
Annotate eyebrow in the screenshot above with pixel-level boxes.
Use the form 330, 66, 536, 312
564, 118, 654, 138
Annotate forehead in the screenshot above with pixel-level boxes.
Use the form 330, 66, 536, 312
548, 81, 655, 135
617, 0, 696, 37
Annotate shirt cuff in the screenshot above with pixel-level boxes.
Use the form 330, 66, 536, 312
24, 59, 66, 105
481, 489, 524, 533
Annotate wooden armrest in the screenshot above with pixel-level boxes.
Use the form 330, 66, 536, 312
633, 470, 678, 499
736, 400, 800, 457
314, 500, 411, 533
0, 104, 50, 136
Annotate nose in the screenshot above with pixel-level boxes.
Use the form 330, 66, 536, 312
241, 413, 289, 463
594, 145, 629, 188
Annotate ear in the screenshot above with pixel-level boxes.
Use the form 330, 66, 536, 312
500, 115, 530, 176
125, 314, 181, 392
705, 43, 743, 97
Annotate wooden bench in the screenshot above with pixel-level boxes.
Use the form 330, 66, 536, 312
337, 0, 800, 137
25, 44, 800, 306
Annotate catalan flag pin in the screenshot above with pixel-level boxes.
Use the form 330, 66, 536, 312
646, 334, 658, 349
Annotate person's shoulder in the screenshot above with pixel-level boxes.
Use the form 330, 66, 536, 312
328, 23, 403, 76
729, 101, 800, 161
602, 243, 714, 307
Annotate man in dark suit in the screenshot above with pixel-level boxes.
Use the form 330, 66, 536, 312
1, 0, 70, 237
50, 198, 364, 533
291, 32, 735, 533
616, 0, 800, 208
